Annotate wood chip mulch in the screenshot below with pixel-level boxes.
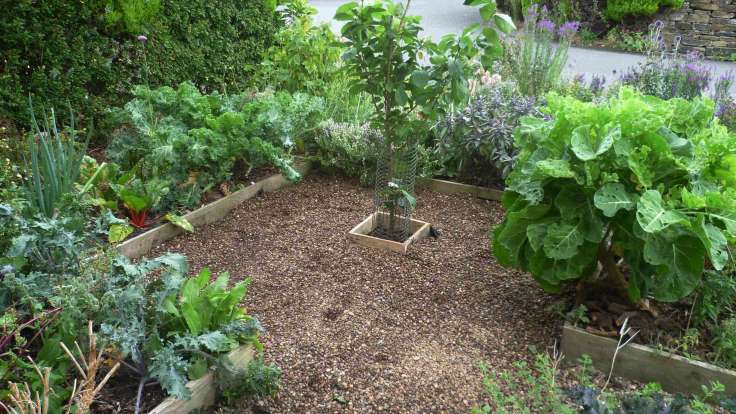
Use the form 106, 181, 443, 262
151, 174, 562, 413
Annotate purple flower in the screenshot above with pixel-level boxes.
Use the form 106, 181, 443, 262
573, 73, 585, 84
558, 21, 580, 38
137, 34, 148, 43
526, 4, 539, 20
590, 75, 606, 94
537, 19, 555, 34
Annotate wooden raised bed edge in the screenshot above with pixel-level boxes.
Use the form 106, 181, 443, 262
117, 159, 312, 259
348, 212, 431, 254
416, 177, 503, 201
560, 323, 736, 397
148, 345, 254, 414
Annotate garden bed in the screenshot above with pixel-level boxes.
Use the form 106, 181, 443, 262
418, 177, 504, 201
151, 174, 561, 412
118, 160, 311, 259
561, 323, 736, 397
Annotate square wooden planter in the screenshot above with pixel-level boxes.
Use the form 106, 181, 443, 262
348, 212, 431, 254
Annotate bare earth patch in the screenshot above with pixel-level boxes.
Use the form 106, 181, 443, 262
152, 174, 561, 413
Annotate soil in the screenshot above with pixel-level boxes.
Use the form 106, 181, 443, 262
150, 173, 562, 413
93, 369, 167, 414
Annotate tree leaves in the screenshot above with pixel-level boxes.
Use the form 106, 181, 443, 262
594, 183, 637, 217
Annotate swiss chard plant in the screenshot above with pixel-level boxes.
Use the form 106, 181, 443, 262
492, 88, 736, 303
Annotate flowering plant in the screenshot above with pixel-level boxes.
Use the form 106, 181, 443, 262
502, 5, 579, 96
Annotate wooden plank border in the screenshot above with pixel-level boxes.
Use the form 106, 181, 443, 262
416, 177, 503, 201
560, 323, 736, 396
348, 212, 431, 254
148, 345, 254, 414
117, 160, 311, 259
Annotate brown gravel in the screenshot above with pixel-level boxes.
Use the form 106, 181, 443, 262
151, 174, 562, 413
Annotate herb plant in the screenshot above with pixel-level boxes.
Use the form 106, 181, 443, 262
437, 80, 541, 185
501, 5, 579, 97
492, 88, 736, 302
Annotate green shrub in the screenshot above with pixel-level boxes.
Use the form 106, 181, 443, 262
604, 0, 684, 22
0, 0, 279, 134
492, 88, 736, 303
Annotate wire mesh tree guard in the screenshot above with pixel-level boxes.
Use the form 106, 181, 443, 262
371, 139, 419, 242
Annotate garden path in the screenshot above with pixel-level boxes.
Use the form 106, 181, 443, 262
153, 175, 560, 412
311, 0, 736, 93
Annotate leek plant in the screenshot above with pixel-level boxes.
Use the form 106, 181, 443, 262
26, 104, 89, 217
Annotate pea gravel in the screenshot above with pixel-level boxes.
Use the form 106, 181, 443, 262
152, 174, 562, 413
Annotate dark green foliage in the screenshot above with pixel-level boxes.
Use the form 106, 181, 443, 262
106, 83, 315, 211
604, 0, 684, 21
0, 0, 279, 133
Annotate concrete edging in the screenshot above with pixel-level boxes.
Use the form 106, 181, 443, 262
560, 323, 736, 396
117, 160, 311, 259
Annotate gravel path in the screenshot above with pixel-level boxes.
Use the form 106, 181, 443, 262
153, 174, 561, 413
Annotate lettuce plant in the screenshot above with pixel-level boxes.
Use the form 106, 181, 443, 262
492, 88, 736, 302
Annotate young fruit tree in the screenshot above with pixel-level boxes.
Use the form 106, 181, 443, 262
336, 0, 515, 239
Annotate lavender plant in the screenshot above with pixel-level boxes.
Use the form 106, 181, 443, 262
502, 5, 579, 97
713, 72, 736, 132
619, 21, 714, 101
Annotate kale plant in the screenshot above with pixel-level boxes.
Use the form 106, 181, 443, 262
492, 88, 736, 302
107, 83, 315, 211
437, 80, 541, 185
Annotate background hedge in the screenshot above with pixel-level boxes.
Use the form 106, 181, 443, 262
0, 0, 279, 136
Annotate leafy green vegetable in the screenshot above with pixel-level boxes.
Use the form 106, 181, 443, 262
107, 83, 311, 212
165, 213, 194, 233
492, 88, 736, 302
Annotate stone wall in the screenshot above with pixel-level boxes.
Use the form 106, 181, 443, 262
661, 0, 736, 59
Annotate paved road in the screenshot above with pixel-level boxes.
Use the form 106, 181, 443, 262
312, 0, 736, 90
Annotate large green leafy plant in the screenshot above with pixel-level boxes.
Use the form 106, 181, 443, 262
107, 83, 312, 211
100, 254, 273, 413
492, 88, 736, 302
